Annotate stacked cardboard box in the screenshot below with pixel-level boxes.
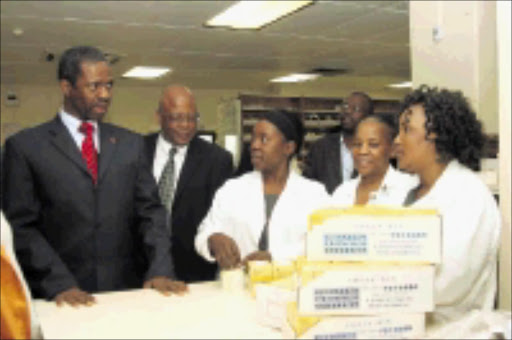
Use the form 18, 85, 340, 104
281, 206, 442, 339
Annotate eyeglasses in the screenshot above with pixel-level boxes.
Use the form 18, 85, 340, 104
342, 104, 362, 113
160, 113, 200, 124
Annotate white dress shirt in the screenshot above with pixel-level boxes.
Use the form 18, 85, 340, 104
409, 160, 501, 324
340, 135, 354, 181
330, 165, 419, 206
152, 133, 188, 194
59, 109, 100, 153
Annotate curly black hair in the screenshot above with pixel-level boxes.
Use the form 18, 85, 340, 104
399, 84, 484, 171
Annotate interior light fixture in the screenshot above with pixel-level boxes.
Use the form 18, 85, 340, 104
122, 66, 171, 79
270, 73, 319, 83
206, 0, 314, 30
388, 81, 413, 88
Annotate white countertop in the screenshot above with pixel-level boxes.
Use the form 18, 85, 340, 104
33, 281, 511, 339
33, 281, 281, 339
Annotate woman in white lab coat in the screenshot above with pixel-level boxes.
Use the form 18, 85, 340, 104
331, 114, 418, 206
395, 85, 501, 324
195, 110, 329, 269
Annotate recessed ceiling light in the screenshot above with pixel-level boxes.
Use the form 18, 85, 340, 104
12, 27, 24, 36
388, 81, 413, 88
270, 73, 319, 83
206, 1, 313, 30
122, 66, 171, 79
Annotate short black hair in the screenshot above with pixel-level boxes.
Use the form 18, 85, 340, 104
357, 113, 397, 144
351, 91, 374, 116
399, 84, 484, 171
263, 109, 304, 157
58, 46, 107, 86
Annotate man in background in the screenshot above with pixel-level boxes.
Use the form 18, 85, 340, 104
302, 91, 374, 194
1, 46, 186, 306
144, 85, 233, 282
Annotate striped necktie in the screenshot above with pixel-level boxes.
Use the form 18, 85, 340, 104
158, 147, 178, 214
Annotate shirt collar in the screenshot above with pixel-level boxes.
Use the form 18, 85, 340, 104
353, 164, 396, 193
379, 165, 397, 193
59, 108, 99, 133
157, 133, 188, 156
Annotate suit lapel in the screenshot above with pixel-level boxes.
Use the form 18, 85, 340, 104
330, 134, 342, 182
145, 133, 158, 171
48, 116, 91, 177
97, 123, 118, 184
173, 137, 203, 205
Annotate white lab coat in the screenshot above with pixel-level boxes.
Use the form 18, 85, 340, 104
408, 160, 501, 324
330, 164, 418, 206
195, 170, 330, 262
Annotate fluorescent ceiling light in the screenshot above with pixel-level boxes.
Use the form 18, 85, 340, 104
388, 81, 413, 88
270, 73, 319, 83
122, 66, 171, 79
206, 1, 313, 29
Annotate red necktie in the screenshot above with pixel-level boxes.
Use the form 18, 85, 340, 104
79, 122, 98, 185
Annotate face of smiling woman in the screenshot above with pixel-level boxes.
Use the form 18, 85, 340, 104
250, 120, 294, 175
351, 117, 393, 179
394, 104, 438, 175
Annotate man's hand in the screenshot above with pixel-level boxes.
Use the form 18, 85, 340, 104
143, 276, 188, 296
208, 233, 241, 270
242, 251, 272, 267
54, 287, 96, 307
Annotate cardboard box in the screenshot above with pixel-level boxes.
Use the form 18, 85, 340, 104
254, 275, 297, 330
283, 302, 425, 339
298, 263, 434, 315
307, 207, 442, 263
247, 260, 296, 297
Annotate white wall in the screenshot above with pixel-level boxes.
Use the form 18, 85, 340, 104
409, 1, 498, 134
497, 0, 511, 311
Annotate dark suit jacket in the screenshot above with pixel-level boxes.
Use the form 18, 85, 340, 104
302, 133, 344, 194
1, 116, 174, 299
144, 133, 233, 282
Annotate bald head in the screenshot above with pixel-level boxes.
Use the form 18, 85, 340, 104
158, 85, 196, 114
341, 91, 374, 134
157, 85, 198, 146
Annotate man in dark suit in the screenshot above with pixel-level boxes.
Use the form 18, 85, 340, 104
144, 85, 233, 282
302, 91, 374, 194
1, 46, 187, 306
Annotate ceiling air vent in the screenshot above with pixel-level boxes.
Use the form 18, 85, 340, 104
310, 67, 350, 77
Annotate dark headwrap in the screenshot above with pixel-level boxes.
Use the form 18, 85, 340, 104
263, 110, 304, 155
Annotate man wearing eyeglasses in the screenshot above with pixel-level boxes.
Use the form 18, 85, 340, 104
303, 91, 374, 194
144, 85, 234, 283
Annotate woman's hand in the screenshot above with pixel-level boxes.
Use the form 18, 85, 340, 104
242, 251, 272, 267
208, 233, 241, 269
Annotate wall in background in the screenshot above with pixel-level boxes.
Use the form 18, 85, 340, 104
497, 0, 511, 312
1, 82, 407, 145
410, 1, 498, 134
